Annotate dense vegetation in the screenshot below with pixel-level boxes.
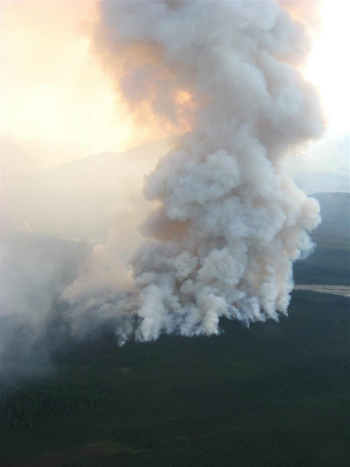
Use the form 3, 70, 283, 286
294, 193, 349, 286
0, 192, 348, 466
0, 290, 349, 467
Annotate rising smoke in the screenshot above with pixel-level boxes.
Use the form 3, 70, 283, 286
64, 0, 324, 343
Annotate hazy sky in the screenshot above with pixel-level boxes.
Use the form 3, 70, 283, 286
1, 0, 349, 157
1, 0, 138, 154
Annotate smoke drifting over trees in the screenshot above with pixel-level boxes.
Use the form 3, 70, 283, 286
63, 0, 324, 343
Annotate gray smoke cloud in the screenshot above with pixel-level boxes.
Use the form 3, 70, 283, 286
64, 0, 324, 343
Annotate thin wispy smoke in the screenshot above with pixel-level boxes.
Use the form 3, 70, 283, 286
64, 0, 324, 343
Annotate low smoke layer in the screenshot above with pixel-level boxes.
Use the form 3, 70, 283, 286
0, 215, 88, 383
64, 0, 324, 343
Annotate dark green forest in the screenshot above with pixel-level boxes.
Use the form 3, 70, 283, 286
1, 288, 349, 467
0, 193, 349, 467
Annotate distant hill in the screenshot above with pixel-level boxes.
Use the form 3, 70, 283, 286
3, 137, 175, 239
284, 132, 349, 194
0, 139, 40, 180
294, 192, 350, 286
1, 135, 89, 175
312, 192, 349, 249
3, 132, 348, 240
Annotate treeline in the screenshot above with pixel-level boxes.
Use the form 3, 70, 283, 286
0, 383, 99, 430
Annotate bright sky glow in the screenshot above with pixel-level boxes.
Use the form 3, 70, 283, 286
303, 0, 350, 132
1, 0, 349, 157
1, 0, 138, 154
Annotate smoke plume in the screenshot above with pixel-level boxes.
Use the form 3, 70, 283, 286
64, 0, 324, 343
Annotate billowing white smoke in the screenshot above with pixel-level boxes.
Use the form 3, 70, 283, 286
64, 0, 324, 342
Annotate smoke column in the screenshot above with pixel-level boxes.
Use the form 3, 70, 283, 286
65, 0, 324, 342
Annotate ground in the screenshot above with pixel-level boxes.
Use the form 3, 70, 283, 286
0, 192, 349, 467
0, 289, 349, 467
